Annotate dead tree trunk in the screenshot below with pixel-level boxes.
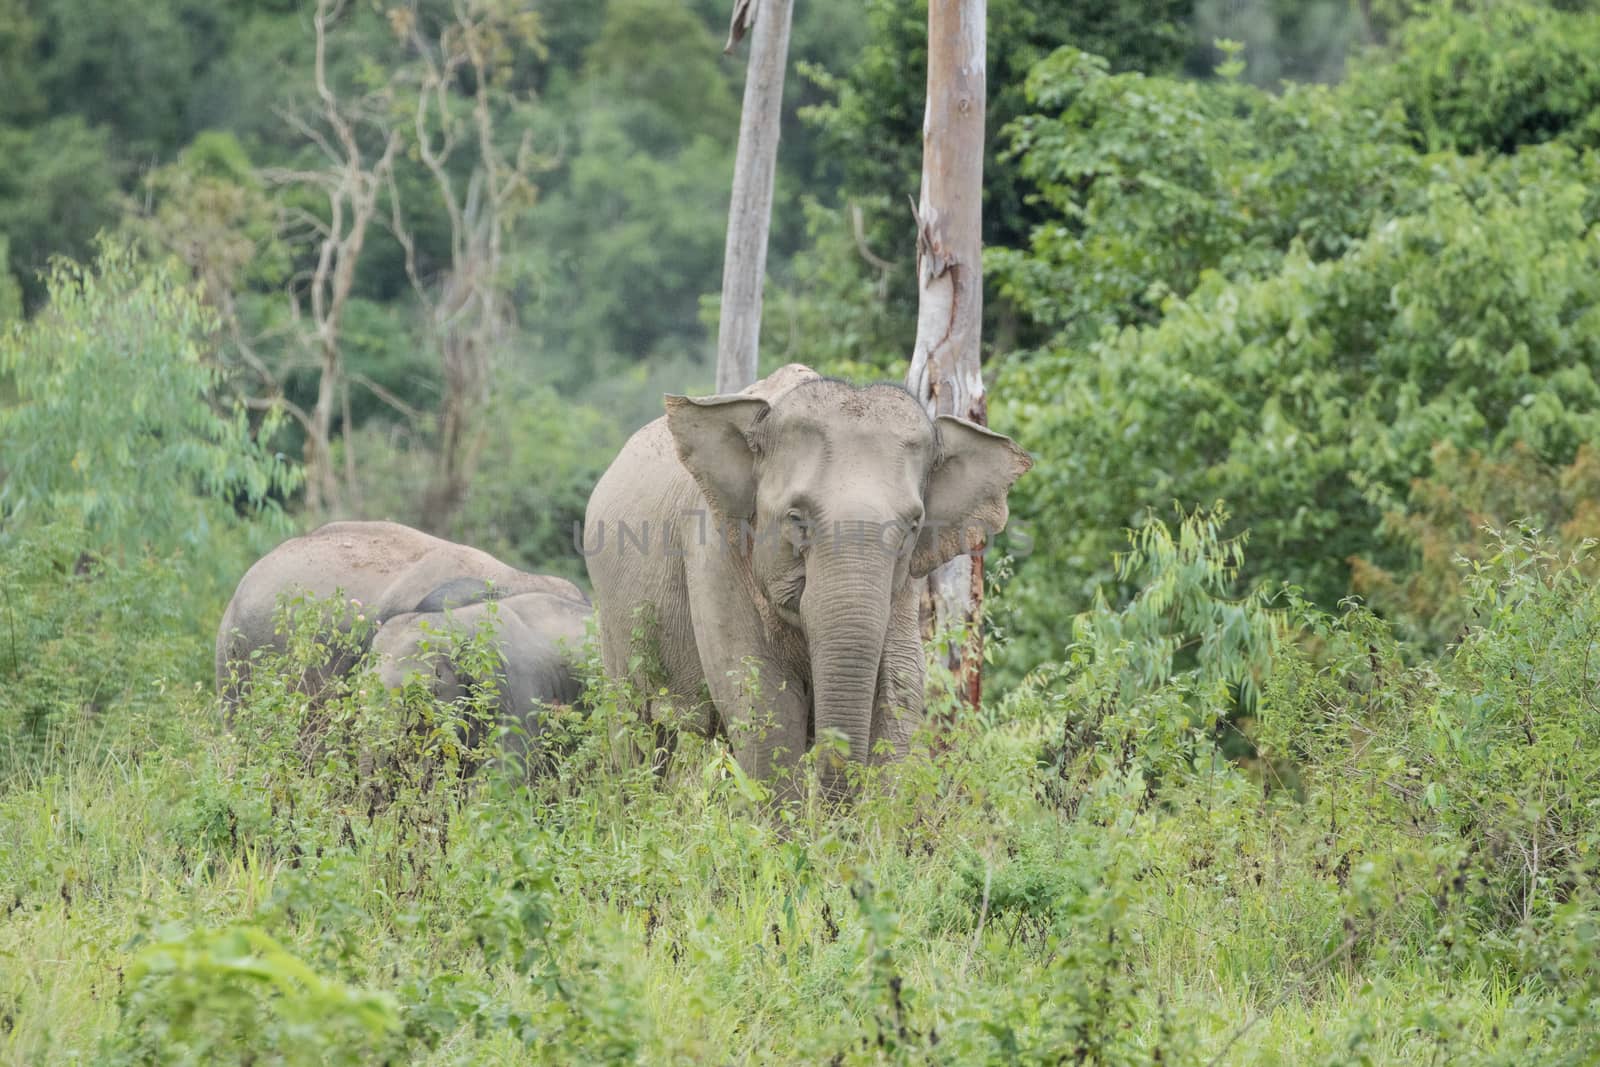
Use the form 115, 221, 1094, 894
715, 0, 795, 394
393, 3, 534, 531
906, 0, 987, 711
281, 0, 400, 517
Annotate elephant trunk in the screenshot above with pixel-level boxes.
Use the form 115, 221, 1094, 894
802, 524, 896, 798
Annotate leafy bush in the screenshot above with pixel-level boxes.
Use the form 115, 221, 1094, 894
1347, 2, 1600, 155
1351, 442, 1600, 645
1028, 508, 1285, 812
221, 594, 518, 857
0, 246, 294, 761
1260, 527, 1600, 935
0, 523, 202, 770
109, 926, 400, 1066
0, 242, 296, 567
999, 141, 1600, 668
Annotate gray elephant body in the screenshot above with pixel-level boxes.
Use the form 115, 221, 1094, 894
583, 364, 1030, 794
370, 591, 592, 753
215, 520, 585, 707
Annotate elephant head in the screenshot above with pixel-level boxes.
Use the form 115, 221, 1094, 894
665, 377, 1030, 785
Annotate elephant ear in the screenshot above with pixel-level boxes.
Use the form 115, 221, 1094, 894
912, 417, 1033, 578
665, 393, 771, 522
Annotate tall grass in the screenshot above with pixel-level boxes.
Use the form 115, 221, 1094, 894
2, 513, 1598, 1064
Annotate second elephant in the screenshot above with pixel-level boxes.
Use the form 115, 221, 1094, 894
370, 589, 593, 754
215, 520, 585, 709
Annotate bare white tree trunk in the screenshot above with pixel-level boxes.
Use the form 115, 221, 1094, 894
715, 0, 796, 394
906, 0, 987, 710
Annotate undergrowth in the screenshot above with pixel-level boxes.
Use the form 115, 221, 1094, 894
2, 511, 1598, 1064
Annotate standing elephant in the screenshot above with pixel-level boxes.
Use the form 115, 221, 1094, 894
370, 589, 593, 755
583, 364, 1030, 795
215, 520, 584, 709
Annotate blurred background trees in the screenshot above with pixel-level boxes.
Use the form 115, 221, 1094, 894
3, 0, 1600, 679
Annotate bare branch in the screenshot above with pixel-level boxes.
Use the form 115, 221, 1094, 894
348, 371, 425, 421
850, 202, 895, 277
240, 393, 314, 438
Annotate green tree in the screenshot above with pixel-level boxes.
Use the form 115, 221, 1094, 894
990, 48, 1422, 349
28, 0, 235, 159
1186, 0, 1366, 85
998, 144, 1600, 670
0, 117, 120, 310
0, 242, 297, 560
779, 0, 1196, 375
516, 0, 737, 387
1346, 1, 1600, 154
0, 0, 43, 124
810, 0, 1196, 258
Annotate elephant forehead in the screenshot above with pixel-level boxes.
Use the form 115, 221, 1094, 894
768, 381, 933, 449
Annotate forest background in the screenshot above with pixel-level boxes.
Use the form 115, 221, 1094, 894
4, 0, 1497, 644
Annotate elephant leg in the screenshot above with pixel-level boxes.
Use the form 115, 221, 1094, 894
685, 554, 809, 794
597, 591, 709, 775
872, 588, 926, 760
700, 645, 809, 793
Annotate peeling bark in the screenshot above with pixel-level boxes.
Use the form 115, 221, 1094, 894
723, 0, 756, 53
906, 0, 987, 713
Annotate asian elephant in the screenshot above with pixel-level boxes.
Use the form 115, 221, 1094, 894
215, 520, 585, 710
583, 364, 1031, 795
370, 589, 593, 755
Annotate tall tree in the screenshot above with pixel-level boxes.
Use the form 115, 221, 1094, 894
906, 0, 987, 708
714, 0, 795, 393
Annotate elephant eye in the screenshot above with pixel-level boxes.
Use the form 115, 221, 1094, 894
782, 508, 811, 554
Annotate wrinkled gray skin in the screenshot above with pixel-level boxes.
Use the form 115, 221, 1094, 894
371, 590, 592, 755
215, 520, 585, 709
584, 364, 1031, 796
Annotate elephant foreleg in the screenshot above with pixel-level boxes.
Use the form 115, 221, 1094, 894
686, 552, 810, 797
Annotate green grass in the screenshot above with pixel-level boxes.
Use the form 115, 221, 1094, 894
3, 517, 1598, 1064
0, 687, 1581, 1064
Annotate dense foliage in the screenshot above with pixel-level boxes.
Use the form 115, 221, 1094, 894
6, 0, 1600, 1061
991, 2, 1600, 673
0, 250, 294, 759
0, 0, 869, 569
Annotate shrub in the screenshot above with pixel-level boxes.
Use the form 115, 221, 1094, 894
108, 926, 400, 1066
1351, 442, 1600, 646
1259, 527, 1600, 935
0, 523, 201, 770
0, 241, 296, 569
1346, 2, 1600, 155
0, 245, 295, 760
1028, 507, 1286, 812
998, 143, 1600, 672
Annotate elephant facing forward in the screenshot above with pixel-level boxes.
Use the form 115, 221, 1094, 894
583, 364, 1030, 795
